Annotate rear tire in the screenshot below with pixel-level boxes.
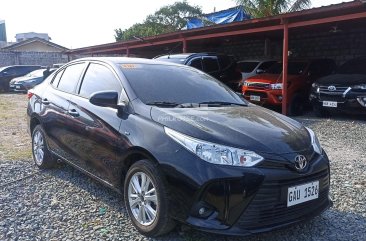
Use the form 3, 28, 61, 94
32, 125, 57, 169
288, 94, 304, 116
124, 160, 175, 237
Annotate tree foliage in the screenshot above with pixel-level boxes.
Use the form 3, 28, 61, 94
236, 0, 311, 18
115, 1, 202, 41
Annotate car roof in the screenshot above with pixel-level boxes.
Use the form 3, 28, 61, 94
68, 57, 185, 67
154, 52, 228, 59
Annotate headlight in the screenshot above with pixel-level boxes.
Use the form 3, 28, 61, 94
164, 127, 264, 167
270, 83, 282, 89
352, 84, 366, 90
312, 83, 319, 88
306, 127, 322, 154
242, 81, 249, 87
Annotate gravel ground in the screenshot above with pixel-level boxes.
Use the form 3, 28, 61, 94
0, 93, 365, 241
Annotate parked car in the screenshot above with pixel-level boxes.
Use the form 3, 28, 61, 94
9, 68, 56, 92
154, 53, 242, 91
310, 56, 366, 116
0, 65, 42, 91
237, 59, 276, 82
28, 57, 331, 237
242, 59, 336, 116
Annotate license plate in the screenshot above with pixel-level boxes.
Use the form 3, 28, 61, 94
15, 86, 20, 89
323, 101, 337, 108
250, 95, 261, 101
287, 181, 319, 207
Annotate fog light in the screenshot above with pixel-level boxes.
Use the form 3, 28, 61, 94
357, 97, 366, 107
198, 208, 206, 215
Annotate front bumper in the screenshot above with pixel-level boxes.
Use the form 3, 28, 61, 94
242, 87, 282, 106
310, 88, 366, 113
162, 148, 332, 236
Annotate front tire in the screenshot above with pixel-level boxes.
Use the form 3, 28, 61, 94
124, 160, 175, 237
32, 125, 56, 169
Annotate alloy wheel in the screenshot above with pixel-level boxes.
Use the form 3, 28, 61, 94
128, 171, 158, 226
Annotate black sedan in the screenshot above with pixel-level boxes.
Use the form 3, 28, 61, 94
310, 56, 366, 116
27, 57, 332, 237
10, 68, 56, 92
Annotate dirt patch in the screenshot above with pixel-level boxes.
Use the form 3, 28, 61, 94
0, 93, 32, 161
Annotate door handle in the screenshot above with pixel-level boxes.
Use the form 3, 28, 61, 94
42, 98, 50, 105
68, 109, 80, 117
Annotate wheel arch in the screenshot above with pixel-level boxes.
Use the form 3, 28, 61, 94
29, 114, 41, 134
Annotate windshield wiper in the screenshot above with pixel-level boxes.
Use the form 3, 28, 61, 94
198, 101, 248, 107
146, 101, 180, 107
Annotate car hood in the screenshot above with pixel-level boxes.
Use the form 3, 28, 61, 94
246, 73, 300, 84
316, 74, 366, 86
150, 106, 311, 154
10, 76, 39, 83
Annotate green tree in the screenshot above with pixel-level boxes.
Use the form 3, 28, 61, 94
115, 1, 202, 41
236, 0, 311, 18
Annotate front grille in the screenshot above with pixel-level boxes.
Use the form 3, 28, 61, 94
319, 95, 346, 102
244, 91, 268, 99
319, 85, 349, 94
236, 169, 330, 230
247, 82, 270, 89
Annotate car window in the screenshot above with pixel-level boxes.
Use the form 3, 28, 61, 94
57, 63, 85, 93
308, 60, 335, 76
258, 61, 276, 71
79, 63, 122, 98
266, 62, 307, 75
121, 64, 244, 105
202, 57, 219, 72
218, 56, 233, 70
237, 62, 259, 73
188, 58, 203, 70
337, 58, 366, 75
4, 67, 16, 75
155, 57, 186, 64
52, 69, 65, 87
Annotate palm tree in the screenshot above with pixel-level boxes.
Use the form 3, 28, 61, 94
236, 0, 311, 18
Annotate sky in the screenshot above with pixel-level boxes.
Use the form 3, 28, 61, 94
0, 0, 353, 49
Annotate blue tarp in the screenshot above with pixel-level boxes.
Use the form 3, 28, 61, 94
186, 7, 250, 30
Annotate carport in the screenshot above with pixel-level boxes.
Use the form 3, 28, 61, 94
67, 0, 366, 115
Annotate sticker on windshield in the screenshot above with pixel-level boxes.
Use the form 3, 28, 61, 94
121, 64, 141, 69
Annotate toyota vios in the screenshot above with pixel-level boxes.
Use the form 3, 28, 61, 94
27, 58, 332, 237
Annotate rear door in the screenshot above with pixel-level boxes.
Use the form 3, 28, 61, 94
40, 62, 87, 164
66, 62, 125, 183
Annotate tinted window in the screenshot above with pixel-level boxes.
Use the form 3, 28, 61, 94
237, 62, 259, 73
57, 63, 85, 93
266, 62, 307, 75
218, 56, 233, 70
202, 57, 219, 72
79, 63, 122, 98
337, 58, 366, 75
121, 64, 244, 105
188, 58, 203, 70
308, 60, 335, 76
258, 61, 276, 71
52, 69, 65, 87
4, 67, 16, 75
156, 58, 186, 64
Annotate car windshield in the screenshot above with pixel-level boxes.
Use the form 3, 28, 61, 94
337, 58, 366, 74
121, 64, 246, 106
237, 61, 259, 73
0, 66, 7, 72
26, 69, 45, 77
266, 62, 308, 75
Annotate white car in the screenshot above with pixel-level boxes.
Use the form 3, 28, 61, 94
237, 60, 276, 85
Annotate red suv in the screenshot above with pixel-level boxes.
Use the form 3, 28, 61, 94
242, 59, 336, 115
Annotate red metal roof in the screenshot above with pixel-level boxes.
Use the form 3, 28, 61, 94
68, 1, 366, 55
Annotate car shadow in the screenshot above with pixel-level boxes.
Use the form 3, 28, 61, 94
44, 164, 366, 241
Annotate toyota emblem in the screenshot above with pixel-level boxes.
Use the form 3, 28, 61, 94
294, 155, 307, 170
328, 86, 336, 91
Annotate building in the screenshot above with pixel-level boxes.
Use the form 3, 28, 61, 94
2, 37, 68, 52
15, 32, 50, 42
0, 20, 7, 48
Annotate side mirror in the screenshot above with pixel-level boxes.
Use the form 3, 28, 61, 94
256, 69, 264, 74
89, 91, 120, 109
